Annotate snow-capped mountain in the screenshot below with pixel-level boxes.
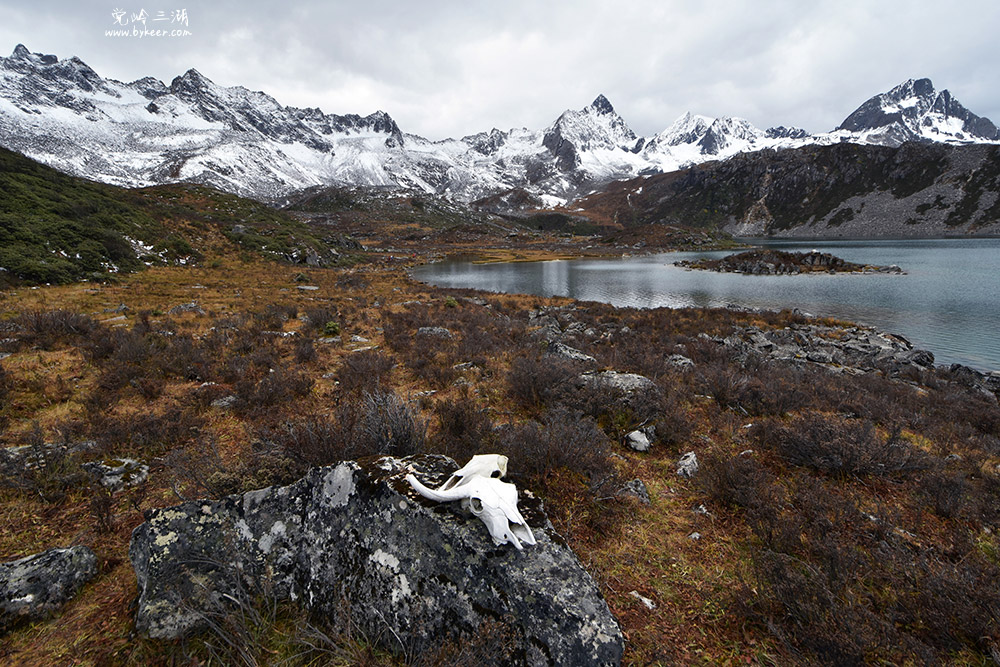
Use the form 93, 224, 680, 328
1, 44, 997, 206
832, 78, 1000, 146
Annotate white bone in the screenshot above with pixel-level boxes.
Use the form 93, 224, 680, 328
405, 455, 535, 550
439, 454, 508, 491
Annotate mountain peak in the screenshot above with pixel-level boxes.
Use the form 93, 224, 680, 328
7, 44, 59, 66
838, 77, 998, 143
588, 94, 616, 116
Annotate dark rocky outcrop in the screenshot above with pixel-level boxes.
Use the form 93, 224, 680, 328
1, 546, 97, 632
130, 454, 624, 665
576, 142, 1000, 238
676, 249, 903, 275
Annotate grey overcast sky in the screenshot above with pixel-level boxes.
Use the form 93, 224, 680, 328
2, 0, 998, 139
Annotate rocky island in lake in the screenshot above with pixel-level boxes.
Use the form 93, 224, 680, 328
675, 248, 904, 275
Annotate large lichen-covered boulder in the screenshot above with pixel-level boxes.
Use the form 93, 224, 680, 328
1, 546, 97, 633
130, 454, 624, 665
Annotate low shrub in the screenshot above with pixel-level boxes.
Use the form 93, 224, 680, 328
15, 309, 98, 350
332, 349, 393, 395
506, 354, 579, 411
432, 393, 494, 461
356, 390, 426, 457
497, 407, 613, 494
90, 406, 204, 456
753, 413, 932, 478
234, 365, 314, 414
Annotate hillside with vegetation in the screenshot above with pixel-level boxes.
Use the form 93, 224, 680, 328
0, 146, 348, 286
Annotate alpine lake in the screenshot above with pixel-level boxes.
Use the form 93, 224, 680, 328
411, 238, 1000, 372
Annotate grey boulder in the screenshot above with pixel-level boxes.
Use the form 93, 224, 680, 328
129, 454, 624, 666
1, 546, 97, 632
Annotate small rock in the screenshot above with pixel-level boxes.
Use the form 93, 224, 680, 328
416, 326, 453, 339
617, 478, 650, 504
1, 546, 97, 631
692, 504, 714, 518
666, 354, 694, 369
688, 532, 701, 541
545, 341, 597, 365
168, 301, 205, 316
350, 335, 369, 343
677, 451, 699, 478
625, 430, 651, 452
629, 590, 656, 610
210, 395, 238, 410
580, 370, 657, 395
296, 285, 320, 291
82, 458, 149, 492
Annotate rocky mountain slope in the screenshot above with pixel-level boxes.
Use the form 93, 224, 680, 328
575, 142, 1000, 237
3, 44, 997, 206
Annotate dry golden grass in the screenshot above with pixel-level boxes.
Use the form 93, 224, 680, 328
1, 242, 998, 666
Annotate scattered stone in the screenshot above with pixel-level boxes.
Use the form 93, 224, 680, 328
689, 532, 701, 541
416, 326, 453, 339
1, 546, 97, 632
546, 341, 597, 365
168, 301, 205, 316
82, 458, 149, 492
617, 478, 651, 504
350, 335, 370, 343
129, 455, 624, 664
1, 440, 97, 471
103, 303, 129, 314
296, 285, 320, 291
625, 430, 651, 452
580, 370, 657, 395
667, 354, 695, 369
102, 315, 128, 323
708, 323, 938, 377
677, 452, 699, 478
629, 590, 656, 610
317, 336, 341, 344
692, 504, 714, 518
210, 395, 238, 410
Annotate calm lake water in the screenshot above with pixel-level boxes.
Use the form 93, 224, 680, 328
411, 239, 1000, 372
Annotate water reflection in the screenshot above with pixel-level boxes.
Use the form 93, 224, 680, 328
412, 239, 1000, 371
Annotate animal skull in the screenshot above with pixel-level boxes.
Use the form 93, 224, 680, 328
406, 454, 535, 550
439, 454, 508, 491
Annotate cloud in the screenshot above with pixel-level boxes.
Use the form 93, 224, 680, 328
2, 0, 998, 139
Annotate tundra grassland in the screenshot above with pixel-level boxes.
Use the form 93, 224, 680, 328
1, 238, 999, 666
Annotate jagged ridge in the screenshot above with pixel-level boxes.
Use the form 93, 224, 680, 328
1, 45, 998, 205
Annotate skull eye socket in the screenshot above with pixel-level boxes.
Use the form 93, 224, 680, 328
490, 470, 501, 478
470, 497, 483, 513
